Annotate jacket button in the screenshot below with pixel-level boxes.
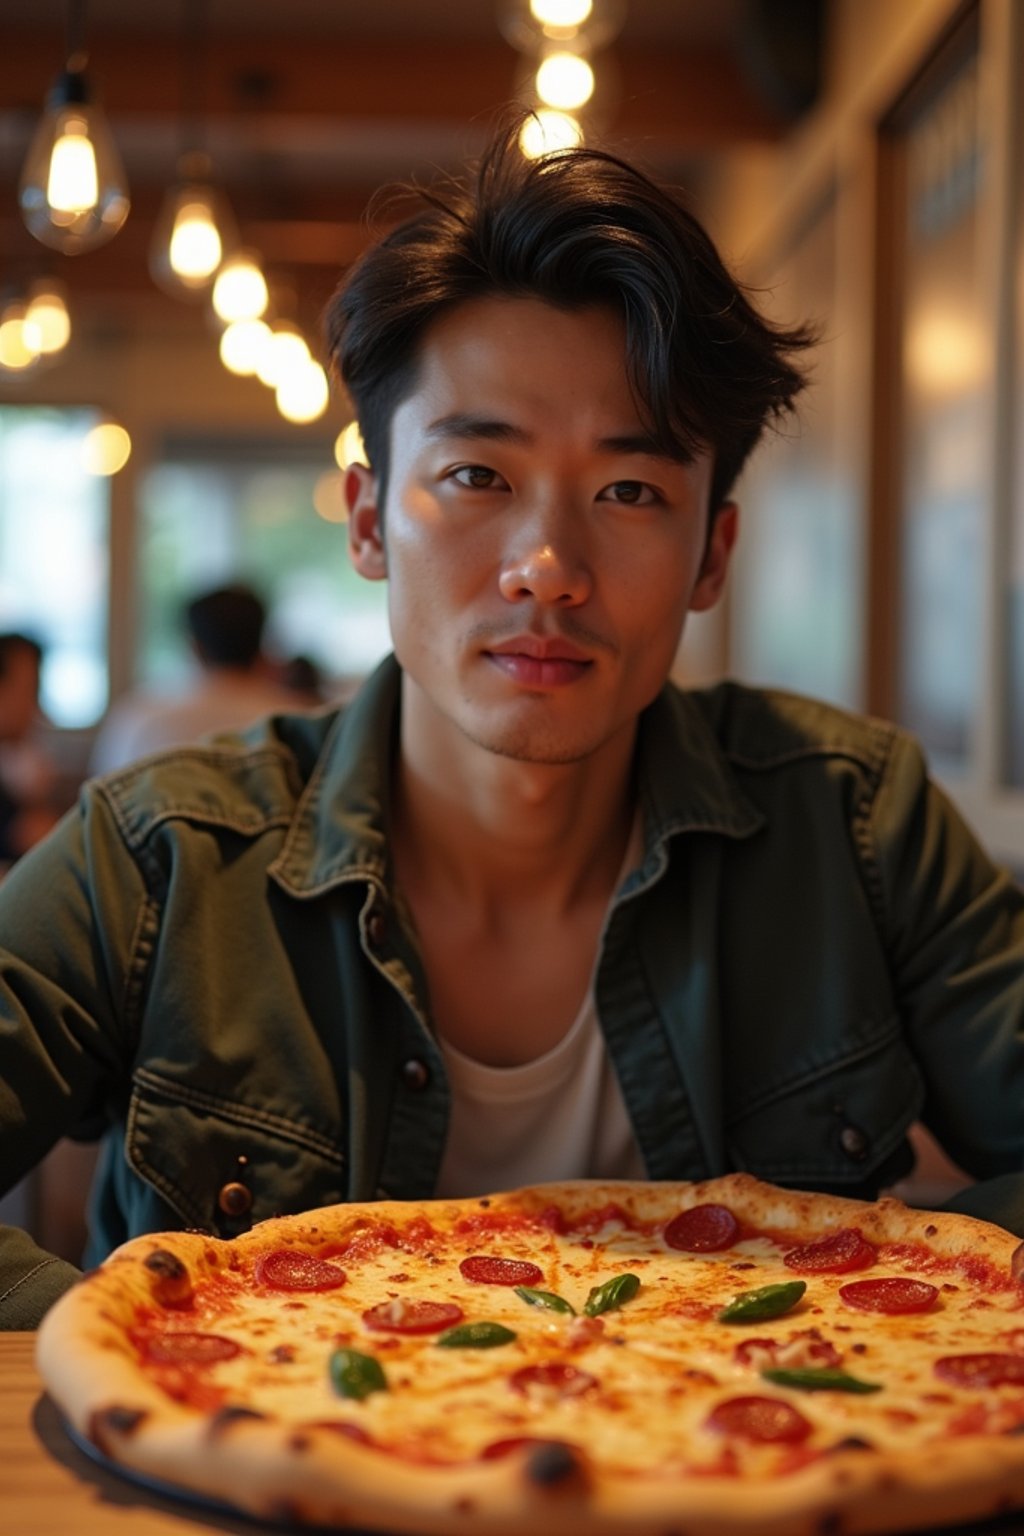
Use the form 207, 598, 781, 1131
401, 1058, 430, 1091
217, 1181, 254, 1217
839, 1124, 869, 1161
367, 912, 386, 947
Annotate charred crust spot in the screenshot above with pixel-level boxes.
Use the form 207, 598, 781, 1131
1012, 1241, 1024, 1284
829, 1436, 875, 1454
924, 1224, 938, 1237
88, 1406, 149, 1454
478, 1198, 491, 1207
208, 1405, 267, 1440
525, 1442, 584, 1489
267, 1499, 304, 1523
144, 1249, 187, 1282
288, 1433, 312, 1453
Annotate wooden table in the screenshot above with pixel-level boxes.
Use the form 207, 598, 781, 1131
0, 1332, 289, 1535
6, 1330, 1024, 1536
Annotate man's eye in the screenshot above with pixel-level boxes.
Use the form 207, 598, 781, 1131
600, 480, 658, 506
451, 465, 506, 490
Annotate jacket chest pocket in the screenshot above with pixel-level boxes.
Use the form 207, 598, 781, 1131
126, 1068, 346, 1236
724, 1021, 925, 1192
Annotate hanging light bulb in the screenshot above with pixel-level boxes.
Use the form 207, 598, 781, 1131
334, 421, 367, 469
219, 317, 271, 376
81, 419, 131, 475
536, 50, 595, 111
499, 0, 624, 50
151, 3, 235, 300
19, 1, 130, 255
519, 110, 584, 159
256, 321, 310, 389
151, 151, 235, 298
276, 359, 330, 424
0, 301, 43, 374
25, 278, 72, 355
212, 251, 269, 323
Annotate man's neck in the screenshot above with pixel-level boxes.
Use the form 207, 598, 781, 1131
391, 677, 638, 920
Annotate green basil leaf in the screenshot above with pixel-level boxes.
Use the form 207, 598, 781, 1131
329, 1347, 388, 1400
718, 1280, 807, 1324
436, 1321, 518, 1349
583, 1272, 641, 1317
761, 1366, 882, 1394
514, 1286, 576, 1316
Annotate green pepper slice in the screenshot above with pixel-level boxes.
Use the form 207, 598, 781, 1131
583, 1273, 641, 1317
329, 1347, 388, 1400
761, 1366, 882, 1394
514, 1286, 576, 1315
436, 1321, 518, 1349
718, 1280, 807, 1324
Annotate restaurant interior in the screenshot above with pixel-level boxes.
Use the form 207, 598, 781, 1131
0, 0, 1020, 1259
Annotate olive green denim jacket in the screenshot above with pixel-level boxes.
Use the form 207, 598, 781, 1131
3, 656, 1024, 1327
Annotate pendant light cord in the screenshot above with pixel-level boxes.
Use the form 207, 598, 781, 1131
65, 0, 88, 73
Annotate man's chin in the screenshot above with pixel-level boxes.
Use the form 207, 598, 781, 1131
460, 720, 602, 767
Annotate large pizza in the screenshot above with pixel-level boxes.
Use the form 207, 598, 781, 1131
35, 1175, 1024, 1535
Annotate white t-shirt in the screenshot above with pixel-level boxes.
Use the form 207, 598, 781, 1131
435, 818, 647, 1198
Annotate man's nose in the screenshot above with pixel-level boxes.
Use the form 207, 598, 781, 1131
497, 512, 592, 606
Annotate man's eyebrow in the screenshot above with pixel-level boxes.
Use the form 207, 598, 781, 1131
598, 434, 695, 466
424, 414, 532, 445
423, 415, 694, 466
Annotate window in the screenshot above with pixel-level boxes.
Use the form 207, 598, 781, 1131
730, 185, 863, 708
892, 40, 986, 773
0, 406, 109, 727
137, 438, 390, 691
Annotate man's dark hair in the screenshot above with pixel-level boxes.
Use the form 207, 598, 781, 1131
184, 585, 266, 670
325, 119, 815, 515
0, 632, 43, 680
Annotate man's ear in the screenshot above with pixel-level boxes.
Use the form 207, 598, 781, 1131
690, 501, 739, 613
345, 463, 387, 580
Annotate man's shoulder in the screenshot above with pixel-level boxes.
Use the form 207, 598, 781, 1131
677, 680, 901, 779
87, 708, 342, 854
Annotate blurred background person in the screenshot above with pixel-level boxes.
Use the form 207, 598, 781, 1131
0, 632, 59, 872
90, 583, 311, 775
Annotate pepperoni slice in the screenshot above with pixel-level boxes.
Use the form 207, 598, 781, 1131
361, 1299, 464, 1335
664, 1204, 740, 1253
934, 1354, 1024, 1389
783, 1228, 876, 1274
509, 1363, 597, 1399
460, 1255, 544, 1287
705, 1395, 813, 1444
256, 1249, 348, 1291
141, 1331, 242, 1365
839, 1277, 939, 1314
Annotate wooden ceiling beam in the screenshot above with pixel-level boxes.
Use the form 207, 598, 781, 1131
0, 32, 786, 148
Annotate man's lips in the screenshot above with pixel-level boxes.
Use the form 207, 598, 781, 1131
483, 636, 594, 688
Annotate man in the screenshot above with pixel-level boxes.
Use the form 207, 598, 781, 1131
90, 583, 303, 774
1, 125, 1022, 1328
0, 632, 58, 870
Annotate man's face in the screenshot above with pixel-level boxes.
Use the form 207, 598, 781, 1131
347, 297, 737, 768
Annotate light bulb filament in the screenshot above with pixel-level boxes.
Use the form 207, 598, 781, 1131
47, 119, 99, 213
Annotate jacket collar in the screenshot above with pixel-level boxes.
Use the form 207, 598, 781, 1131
269, 654, 763, 899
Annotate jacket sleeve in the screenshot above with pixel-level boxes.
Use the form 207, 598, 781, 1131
0, 783, 149, 1324
0, 1226, 81, 1327
869, 731, 1024, 1233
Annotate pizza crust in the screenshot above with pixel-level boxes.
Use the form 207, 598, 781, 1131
35, 1175, 1024, 1535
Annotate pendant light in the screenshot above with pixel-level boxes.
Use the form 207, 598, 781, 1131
18, 0, 130, 254
151, 0, 235, 299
